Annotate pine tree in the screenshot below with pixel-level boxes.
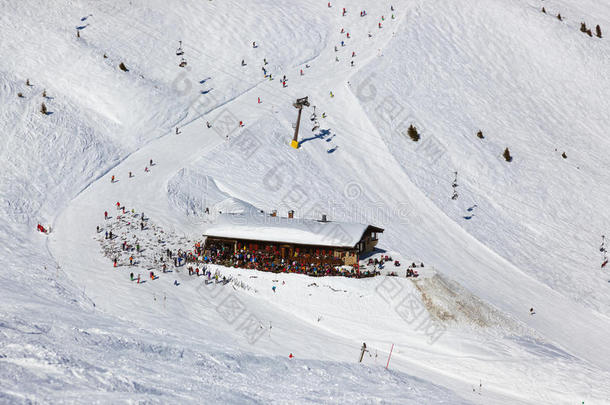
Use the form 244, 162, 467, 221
557, 13, 562, 21
562, 152, 567, 159
503, 148, 512, 162
17, 92, 23, 98
477, 130, 484, 139
103, 53, 108, 58
541, 7, 546, 13
42, 89, 46, 98
26, 79, 31, 86
596, 25, 602, 38
580, 22, 587, 33
40, 102, 47, 115
119, 62, 128, 72
586, 29, 592, 37
407, 124, 420, 142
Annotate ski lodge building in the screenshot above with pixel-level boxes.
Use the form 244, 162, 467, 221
203, 213, 384, 266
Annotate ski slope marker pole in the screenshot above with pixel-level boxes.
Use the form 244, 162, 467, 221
386, 344, 394, 369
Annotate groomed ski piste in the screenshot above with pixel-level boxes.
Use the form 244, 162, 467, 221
1, 0, 610, 403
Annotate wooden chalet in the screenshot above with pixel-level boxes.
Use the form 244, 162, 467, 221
203, 213, 384, 266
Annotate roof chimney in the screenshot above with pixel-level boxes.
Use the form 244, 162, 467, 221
288, 210, 294, 219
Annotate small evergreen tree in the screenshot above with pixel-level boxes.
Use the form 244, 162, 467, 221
586, 28, 592, 37
26, 79, 31, 86
40, 102, 47, 115
477, 130, 484, 139
42, 89, 46, 98
17, 92, 23, 98
557, 13, 562, 21
119, 62, 128, 71
103, 53, 108, 58
580, 22, 587, 33
541, 7, 546, 13
596, 25, 602, 38
503, 147, 512, 162
562, 152, 567, 159
407, 124, 420, 142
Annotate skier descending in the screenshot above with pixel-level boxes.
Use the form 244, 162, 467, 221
601, 235, 608, 268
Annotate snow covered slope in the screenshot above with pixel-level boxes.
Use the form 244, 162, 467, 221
2, 0, 610, 403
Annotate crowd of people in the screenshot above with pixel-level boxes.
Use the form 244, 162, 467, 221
192, 241, 378, 278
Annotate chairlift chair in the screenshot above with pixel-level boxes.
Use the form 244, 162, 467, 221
310, 106, 318, 121
176, 40, 184, 56
179, 58, 187, 68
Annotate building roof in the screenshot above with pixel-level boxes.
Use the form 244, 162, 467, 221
203, 213, 383, 248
